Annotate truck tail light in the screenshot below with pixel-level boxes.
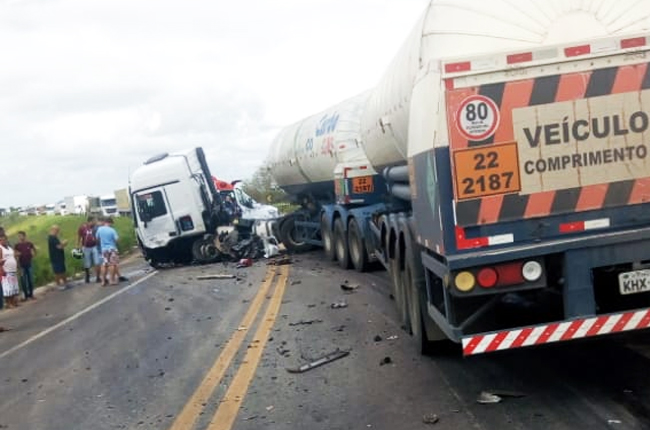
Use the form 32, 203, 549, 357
477, 268, 498, 288
522, 261, 543, 282
455, 271, 475, 292
495, 262, 525, 285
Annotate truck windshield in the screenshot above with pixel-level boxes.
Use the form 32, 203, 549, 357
136, 191, 167, 219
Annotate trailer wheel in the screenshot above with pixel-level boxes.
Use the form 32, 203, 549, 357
321, 213, 336, 261
404, 246, 428, 354
279, 216, 313, 253
333, 217, 351, 269
348, 218, 368, 272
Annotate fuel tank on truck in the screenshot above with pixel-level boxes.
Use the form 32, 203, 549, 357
360, 0, 650, 172
266, 91, 375, 200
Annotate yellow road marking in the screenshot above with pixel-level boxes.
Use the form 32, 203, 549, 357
206, 265, 290, 430
167, 266, 277, 430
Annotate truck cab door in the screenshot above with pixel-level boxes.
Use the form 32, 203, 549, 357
134, 189, 178, 248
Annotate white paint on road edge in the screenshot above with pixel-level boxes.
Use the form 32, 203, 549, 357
0, 271, 158, 360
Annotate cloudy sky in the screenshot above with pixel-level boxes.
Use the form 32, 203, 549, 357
0, 0, 429, 208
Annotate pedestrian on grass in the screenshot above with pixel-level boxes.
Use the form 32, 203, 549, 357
14, 231, 37, 300
48, 225, 71, 290
77, 216, 101, 283
0, 234, 20, 308
96, 218, 120, 286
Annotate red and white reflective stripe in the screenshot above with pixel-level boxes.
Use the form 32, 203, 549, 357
462, 308, 650, 356
455, 226, 514, 250
444, 35, 649, 74
559, 218, 610, 233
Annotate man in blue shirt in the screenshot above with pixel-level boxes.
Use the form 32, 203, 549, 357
96, 218, 119, 286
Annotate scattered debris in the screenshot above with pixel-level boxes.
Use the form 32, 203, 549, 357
379, 356, 392, 366
268, 256, 292, 266
286, 349, 350, 373
476, 391, 502, 404
333, 325, 346, 332
373, 335, 383, 342
265, 405, 274, 412
340, 282, 360, 292
290, 280, 302, 285
164, 307, 172, 311
196, 274, 236, 280
387, 335, 399, 340
243, 415, 258, 421
487, 390, 526, 398
237, 326, 247, 331
331, 301, 348, 309
607, 419, 622, 425
307, 304, 316, 308
276, 346, 291, 356
0, 327, 11, 333
167, 298, 174, 302
289, 319, 323, 326
422, 414, 439, 425
236, 258, 253, 268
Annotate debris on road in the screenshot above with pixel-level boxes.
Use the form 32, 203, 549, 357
387, 335, 399, 340
267, 256, 292, 266
236, 258, 253, 268
237, 326, 247, 331
608, 419, 622, 425
265, 405, 274, 412
331, 301, 348, 309
373, 335, 383, 342
290, 280, 302, 285
487, 390, 526, 398
289, 319, 323, 326
340, 282, 360, 292
243, 415, 258, 421
476, 391, 502, 404
379, 356, 392, 366
333, 325, 346, 332
286, 349, 350, 373
422, 413, 439, 425
0, 327, 11, 332
196, 274, 236, 280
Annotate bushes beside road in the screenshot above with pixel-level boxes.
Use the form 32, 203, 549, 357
1, 214, 136, 288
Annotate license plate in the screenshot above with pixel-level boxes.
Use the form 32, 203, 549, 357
619, 270, 650, 295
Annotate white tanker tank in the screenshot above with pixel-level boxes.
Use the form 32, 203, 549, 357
267, 91, 374, 200
270, 0, 650, 192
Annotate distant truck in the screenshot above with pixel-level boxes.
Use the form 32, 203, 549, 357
114, 188, 131, 217
267, 1, 650, 355
64, 195, 89, 215
99, 194, 118, 217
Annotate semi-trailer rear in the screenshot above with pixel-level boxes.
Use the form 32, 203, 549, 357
267, 0, 650, 355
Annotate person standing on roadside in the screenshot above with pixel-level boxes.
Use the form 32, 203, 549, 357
48, 225, 71, 290
77, 217, 101, 283
0, 234, 20, 308
96, 218, 120, 286
14, 231, 37, 300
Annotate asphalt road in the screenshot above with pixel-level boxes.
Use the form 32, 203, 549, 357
1, 252, 650, 430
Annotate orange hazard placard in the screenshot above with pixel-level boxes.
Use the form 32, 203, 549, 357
453, 142, 521, 200
352, 176, 374, 194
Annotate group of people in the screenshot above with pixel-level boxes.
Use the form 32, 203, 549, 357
0, 216, 125, 310
75, 216, 124, 287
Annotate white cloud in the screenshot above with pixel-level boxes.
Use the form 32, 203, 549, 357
0, 0, 429, 207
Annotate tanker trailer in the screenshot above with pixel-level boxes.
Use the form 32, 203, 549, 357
269, 0, 650, 356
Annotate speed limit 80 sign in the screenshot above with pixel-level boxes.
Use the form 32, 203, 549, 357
455, 95, 500, 141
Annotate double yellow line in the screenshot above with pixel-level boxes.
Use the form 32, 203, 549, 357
168, 265, 289, 430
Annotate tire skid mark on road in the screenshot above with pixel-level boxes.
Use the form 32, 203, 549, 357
206, 265, 289, 430
0, 271, 158, 361
167, 266, 278, 430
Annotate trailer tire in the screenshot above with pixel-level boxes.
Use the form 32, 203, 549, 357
333, 217, 351, 269
404, 244, 431, 354
279, 216, 312, 253
321, 213, 336, 261
348, 218, 368, 272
